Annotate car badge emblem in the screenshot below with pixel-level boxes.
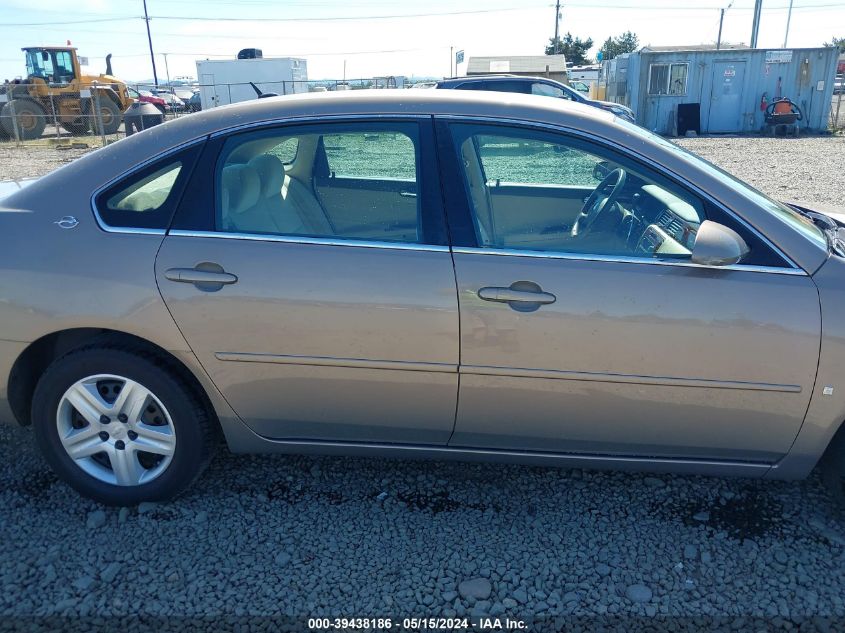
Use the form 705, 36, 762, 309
54, 216, 79, 229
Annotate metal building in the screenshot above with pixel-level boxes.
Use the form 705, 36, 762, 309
602, 46, 839, 134
467, 55, 568, 83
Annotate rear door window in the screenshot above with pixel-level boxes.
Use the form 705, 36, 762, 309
211, 121, 445, 245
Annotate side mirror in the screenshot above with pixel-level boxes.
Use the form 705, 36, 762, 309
691, 220, 750, 267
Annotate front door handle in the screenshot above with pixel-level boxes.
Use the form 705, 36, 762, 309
164, 263, 237, 292
478, 281, 556, 312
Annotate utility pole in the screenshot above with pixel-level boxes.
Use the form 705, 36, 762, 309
783, 0, 794, 48
553, 0, 561, 50
750, 0, 763, 48
717, 9, 725, 50
716, 2, 733, 51
143, 0, 159, 87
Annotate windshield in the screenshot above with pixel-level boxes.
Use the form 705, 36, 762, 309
24, 50, 52, 79
614, 118, 827, 250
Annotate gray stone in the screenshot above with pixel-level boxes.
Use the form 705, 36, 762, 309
54, 598, 78, 611
693, 511, 710, 522
100, 562, 121, 584
643, 477, 665, 488
626, 584, 653, 603
683, 545, 698, 560
502, 598, 517, 608
596, 563, 611, 577
86, 510, 106, 529
458, 577, 492, 601
512, 588, 528, 604
73, 576, 95, 591
117, 507, 130, 524
274, 552, 292, 567
137, 502, 157, 515
442, 591, 458, 603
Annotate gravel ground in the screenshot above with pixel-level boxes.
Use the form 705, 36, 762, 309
0, 144, 94, 182
675, 135, 845, 207
1, 134, 845, 629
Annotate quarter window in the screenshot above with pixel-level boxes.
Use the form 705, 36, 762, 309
215, 122, 428, 244
94, 144, 201, 230
648, 62, 689, 96
449, 123, 705, 259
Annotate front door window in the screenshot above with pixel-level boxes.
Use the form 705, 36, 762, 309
448, 123, 705, 259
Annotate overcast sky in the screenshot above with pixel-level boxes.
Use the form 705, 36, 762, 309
0, 0, 842, 83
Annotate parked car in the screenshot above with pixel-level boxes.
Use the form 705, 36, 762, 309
186, 91, 201, 113
2, 91, 845, 506
151, 89, 185, 112
569, 80, 591, 93
436, 75, 635, 123
127, 87, 166, 114
834, 76, 844, 95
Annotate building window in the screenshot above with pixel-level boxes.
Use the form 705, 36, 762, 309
648, 62, 689, 96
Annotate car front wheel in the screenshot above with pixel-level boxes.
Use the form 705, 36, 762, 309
32, 346, 215, 505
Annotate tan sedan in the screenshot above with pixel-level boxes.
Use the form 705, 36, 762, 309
2, 91, 844, 506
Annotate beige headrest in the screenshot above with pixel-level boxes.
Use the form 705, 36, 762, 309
221, 164, 260, 215
248, 154, 285, 199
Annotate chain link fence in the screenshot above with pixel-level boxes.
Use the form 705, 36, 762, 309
0, 77, 427, 148
831, 80, 844, 132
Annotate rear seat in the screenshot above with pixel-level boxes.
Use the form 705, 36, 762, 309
221, 154, 332, 236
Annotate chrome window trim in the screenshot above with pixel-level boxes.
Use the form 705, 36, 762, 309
208, 112, 432, 139
90, 138, 206, 235
451, 246, 806, 276
434, 114, 803, 272
168, 229, 450, 253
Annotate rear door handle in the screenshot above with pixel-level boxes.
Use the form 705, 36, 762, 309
164, 264, 238, 292
478, 287, 556, 304
164, 268, 238, 284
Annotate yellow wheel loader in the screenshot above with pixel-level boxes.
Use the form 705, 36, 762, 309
0, 47, 134, 140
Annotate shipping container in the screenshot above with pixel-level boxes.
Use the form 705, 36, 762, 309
195, 57, 307, 110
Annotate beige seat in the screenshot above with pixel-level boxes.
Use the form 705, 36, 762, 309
220, 164, 261, 231
247, 154, 307, 234
223, 154, 333, 237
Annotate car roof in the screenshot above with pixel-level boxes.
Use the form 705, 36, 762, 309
122, 90, 614, 149
438, 74, 560, 85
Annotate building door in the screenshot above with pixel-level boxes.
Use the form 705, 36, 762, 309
199, 73, 217, 109
708, 61, 746, 133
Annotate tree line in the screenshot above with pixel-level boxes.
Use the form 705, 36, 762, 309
545, 31, 639, 66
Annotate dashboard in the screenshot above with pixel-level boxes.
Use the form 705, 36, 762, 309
625, 184, 701, 257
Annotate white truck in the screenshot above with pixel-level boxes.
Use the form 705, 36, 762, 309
195, 57, 307, 110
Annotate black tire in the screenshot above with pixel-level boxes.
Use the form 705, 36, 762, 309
32, 346, 215, 506
86, 97, 122, 135
821, 426, 845, 507
0, 99, 47, 140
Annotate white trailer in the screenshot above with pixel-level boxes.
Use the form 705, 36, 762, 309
195, 57, 307, 109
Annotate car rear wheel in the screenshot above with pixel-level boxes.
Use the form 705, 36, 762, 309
32, 346, 215, 505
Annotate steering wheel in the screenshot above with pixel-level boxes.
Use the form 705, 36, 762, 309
571, 168, 627, 237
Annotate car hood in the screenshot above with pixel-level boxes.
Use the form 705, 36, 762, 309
789, 200, 845, 225
0, 177, 38, 203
